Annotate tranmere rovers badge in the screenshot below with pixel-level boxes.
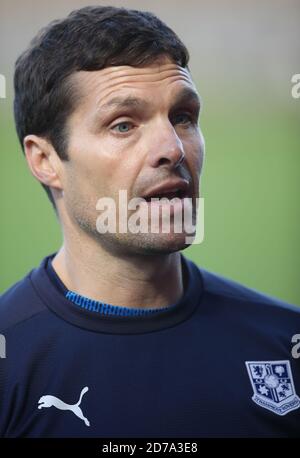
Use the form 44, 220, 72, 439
245, 360, 300, 415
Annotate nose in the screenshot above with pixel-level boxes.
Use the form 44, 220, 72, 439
146, 121, 185, 169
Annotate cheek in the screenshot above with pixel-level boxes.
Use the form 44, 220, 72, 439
64, 142, 115, 200
63, 152, 136, 208
63, 160, 106, 209
185, 135, 204, 176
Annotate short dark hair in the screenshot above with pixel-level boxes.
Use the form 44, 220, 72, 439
13, 5, 189, 206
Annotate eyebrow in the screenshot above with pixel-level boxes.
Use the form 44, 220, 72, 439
171, 87, 201, 111
98, 96, 147, 112
95, 87, 201, 118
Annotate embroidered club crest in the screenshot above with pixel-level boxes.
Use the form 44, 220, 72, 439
245, 360, 300, 416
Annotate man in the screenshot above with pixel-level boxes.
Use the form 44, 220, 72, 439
0, 6, 299, 438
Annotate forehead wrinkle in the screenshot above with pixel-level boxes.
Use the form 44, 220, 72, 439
94, 84, 199, 123
73, 64, 189, 94
95, 68, 191, 94
74, 63, 190, 93
80, 62, 188, 79
71, 60, 192, 106
106, 66, 190, 80
95, 74, 194, 108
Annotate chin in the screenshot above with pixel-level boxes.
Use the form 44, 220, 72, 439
114, 231, 193, 256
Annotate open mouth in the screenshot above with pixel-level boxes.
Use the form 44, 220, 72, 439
144, 189, 187, 202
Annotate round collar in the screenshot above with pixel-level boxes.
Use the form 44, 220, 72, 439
30, 253, 203, 334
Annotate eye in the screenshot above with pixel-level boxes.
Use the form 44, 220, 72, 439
111, 121, 134, 133
173, 113, 193, 125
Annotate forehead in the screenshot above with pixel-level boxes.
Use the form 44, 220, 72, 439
71, 59, 198, 112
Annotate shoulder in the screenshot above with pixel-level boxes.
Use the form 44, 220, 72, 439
200, 267, 299, 312
184, 257, 300, 323
0, 267, 47, 333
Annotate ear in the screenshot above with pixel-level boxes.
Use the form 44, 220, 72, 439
23, 135, 63, 191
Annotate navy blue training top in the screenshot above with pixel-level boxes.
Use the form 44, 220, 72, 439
0, 253, 300, 438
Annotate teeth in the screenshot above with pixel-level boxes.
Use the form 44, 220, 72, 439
146, 189, 183, 201
143, 187, 188, 202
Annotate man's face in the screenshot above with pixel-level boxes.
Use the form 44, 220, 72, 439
59, 56, 205, 255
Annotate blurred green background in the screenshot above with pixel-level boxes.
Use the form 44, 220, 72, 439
0, 0, 299, 305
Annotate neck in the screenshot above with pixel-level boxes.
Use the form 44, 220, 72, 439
52, 231, 184, 310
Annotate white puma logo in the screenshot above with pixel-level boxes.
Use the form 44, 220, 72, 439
38, 386, 90, 427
